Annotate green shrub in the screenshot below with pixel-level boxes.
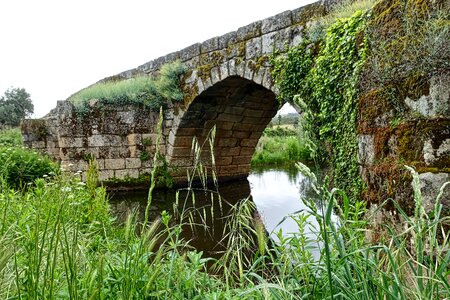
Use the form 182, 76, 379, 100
0, 128, 23, 146
0, 146, 58, 189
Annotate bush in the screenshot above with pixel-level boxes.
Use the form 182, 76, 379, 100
0, 128, 23, 146
0, 146, 58, 189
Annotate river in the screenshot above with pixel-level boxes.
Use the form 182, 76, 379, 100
109, 166, 330, 259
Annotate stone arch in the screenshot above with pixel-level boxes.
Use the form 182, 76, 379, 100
168, 75, 278, 182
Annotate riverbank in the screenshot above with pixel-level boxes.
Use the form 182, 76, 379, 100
0, 128, 448, 299
251, 125, 313, 167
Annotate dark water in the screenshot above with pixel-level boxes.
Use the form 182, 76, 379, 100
109, 166, 330, 258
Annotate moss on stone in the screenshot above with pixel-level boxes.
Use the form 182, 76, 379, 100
293, 2, 326, 26
237, 42, 246, 57
197, 64, 213, 82
21, 119, 49, 140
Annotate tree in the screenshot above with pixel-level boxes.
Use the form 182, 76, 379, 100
0, 87, 34, 126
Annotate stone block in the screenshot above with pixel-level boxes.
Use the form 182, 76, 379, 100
173, 136, 194, 147
232, 156, 252, 165
292, 2, 325, 24
236, 60, 246, 77
201, 37, 219, 53
180, 43, 201, 61
31, 141, 45, 149
240, 139, 259, 147
126, 133, 142, 146
218, 31, 237, 48
232, 131, 251, 139
211, 66, 221, 85
357, 134, 375, 166
244, 62, 255, 81
125, 158, 142, 169
216, 156, 233, 166
290, 24, 305, 47
228, 59, 237, 76
224, 106, 245, 115
423, 138, 450, 166
139, 168, 152, 176
262, 10, 292, 34
240, 147, 255, 156
237, 164, 251, 174
405, 73, 450, 118
98, 170, 114, 181
246, 37, 262, 59
142, 133, 159, 145
88, 135, 105, 147
219, 113, 243, 123
115, 169, 139, 180
253, 67, 266, 86
171, 146, 193, 157
217, 147, 241, 156
217, 138, 238, 147
218, 165, 238, 175
219, 62, 229, 80
237, 21, 262, 42
418, 172, 450, 214
242, 108, 266, 118
118, 111, 135, 124
58, 137, 83, 148
261, 31, 278, 55
104, 158, 125, 170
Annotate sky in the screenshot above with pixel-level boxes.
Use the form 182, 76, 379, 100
0, 0, 315, 118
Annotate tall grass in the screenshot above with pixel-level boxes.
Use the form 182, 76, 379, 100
252, 127, 312, 166
0, 126, 448, 299
69, 60, 186, 115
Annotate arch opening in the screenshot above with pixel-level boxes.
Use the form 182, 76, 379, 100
168, 76, 278, 183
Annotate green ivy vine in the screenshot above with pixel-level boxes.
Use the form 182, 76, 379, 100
272, 10, 368, 202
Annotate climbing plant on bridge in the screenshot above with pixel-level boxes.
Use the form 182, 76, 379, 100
69, 60, 186, 116
272, 10, 368, 202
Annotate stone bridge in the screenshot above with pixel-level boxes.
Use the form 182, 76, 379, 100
21, 1, 338, 186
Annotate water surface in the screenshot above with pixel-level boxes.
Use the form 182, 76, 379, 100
109, 166, 328, 257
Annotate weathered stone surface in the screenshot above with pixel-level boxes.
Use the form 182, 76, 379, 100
104, 158, 125, 170
423, 138, 450, 166
237, 21, 262, 42
418, 172, 450, 213
261, 11, 292, 34
125, 158, 142, 169
246, 37, 262, 59
201, 37, 219, 53
180, 43, 201, 61
358, 134, 375, 166
115, 169, 139, 180
405, 74, 450, 117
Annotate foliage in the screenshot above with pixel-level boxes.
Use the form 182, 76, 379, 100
69, 60, 186, 116
0, 129, 57, 189
307, 0, 378, 41
362, 0, 450, 89
0, 146, 57, 190
252, 133, 312, 166
0, 87, 34, 126
0, 128, 24, 146
0, 147, 448, 298
272, 10, 368, 202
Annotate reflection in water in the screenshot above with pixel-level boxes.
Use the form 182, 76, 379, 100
109, 166, 332, 258
248, 167, 324, 258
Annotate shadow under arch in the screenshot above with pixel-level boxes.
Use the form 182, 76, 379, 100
168, 75, 279, 183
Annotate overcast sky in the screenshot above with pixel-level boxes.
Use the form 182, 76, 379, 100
0, 0, 315, 117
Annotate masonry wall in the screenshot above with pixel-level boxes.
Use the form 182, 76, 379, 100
22, 100, 171, 186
